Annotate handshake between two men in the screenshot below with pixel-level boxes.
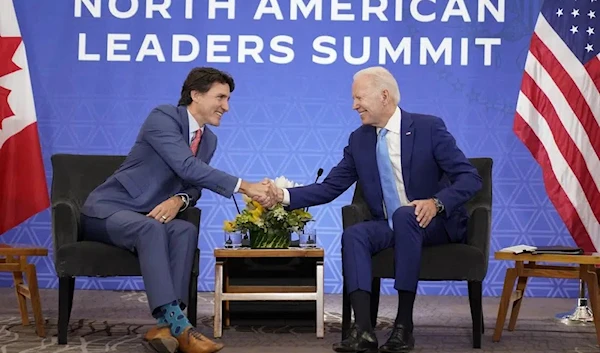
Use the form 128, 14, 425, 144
146, 178, 283, 224
238, 179, 283, 209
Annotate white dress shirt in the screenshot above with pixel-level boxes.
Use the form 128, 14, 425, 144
377, 107, 410, 209
281, 107, 408, 209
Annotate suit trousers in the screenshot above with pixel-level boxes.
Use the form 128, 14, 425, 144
342, 206, 450, 294
81, 210, 198, 312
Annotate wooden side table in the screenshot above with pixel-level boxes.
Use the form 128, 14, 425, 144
213, 248, 325, 338
0, 244, 48, 337
492, 251, 600, 346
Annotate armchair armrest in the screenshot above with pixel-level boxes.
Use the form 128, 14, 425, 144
51, 200, 81, 258
342, 203, 373, 230
466, 206, 491, 272
176, 207, 201, 232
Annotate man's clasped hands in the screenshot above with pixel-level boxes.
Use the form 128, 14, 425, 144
147, 179, 282, 224
239, 179, 283, 208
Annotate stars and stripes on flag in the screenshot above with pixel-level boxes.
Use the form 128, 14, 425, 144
514, 0, 600, 251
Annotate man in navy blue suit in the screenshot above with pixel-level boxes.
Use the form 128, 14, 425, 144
81, 67, 275, 353
270, 66, 482, 352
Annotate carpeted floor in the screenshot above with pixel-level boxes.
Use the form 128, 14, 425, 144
0, 288, 598, 352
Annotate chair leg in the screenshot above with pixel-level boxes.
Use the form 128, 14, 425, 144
187, 249, 199, 327
341, 281, 352, 340
482, 308, 485, 334
370, 278, 381, 329
67, 278, 74, 322
58, 276, 75, 345
468, 280, 483, 349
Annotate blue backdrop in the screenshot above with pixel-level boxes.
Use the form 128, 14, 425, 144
2, 0, 580, 298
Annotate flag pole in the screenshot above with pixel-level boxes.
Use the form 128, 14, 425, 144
554, 279, 594, 325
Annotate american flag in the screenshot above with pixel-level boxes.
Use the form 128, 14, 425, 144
514, 0, 600, 252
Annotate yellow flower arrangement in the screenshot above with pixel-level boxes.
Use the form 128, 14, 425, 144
223, 179, 313, 248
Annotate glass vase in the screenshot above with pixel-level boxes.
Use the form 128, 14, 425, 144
250, 228, 291, 249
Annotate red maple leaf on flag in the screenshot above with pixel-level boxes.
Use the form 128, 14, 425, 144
0, 36, 23, 125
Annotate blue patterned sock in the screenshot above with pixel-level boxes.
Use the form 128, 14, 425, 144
156, 300, 191, 336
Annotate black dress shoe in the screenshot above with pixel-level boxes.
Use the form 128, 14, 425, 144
332, 326, 378, 353
379, 324, 415, 352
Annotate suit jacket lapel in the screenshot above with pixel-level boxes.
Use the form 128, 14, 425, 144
178, 106, 191, 146
400, 110, 414, 189
364, 128, 384, 203
198, 127, 214, 162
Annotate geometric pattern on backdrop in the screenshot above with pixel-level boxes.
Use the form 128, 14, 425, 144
0, 0, 583, 298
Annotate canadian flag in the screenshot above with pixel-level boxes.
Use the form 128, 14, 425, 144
0, 0, 49, 235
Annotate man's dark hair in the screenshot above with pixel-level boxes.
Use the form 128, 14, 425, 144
178, 67, 235, 106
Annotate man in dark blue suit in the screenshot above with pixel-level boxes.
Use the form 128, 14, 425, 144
271, 66, 482, 352
81, 67, 275, 353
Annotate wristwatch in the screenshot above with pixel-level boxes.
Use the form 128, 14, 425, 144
432, 197, 444, 214
174, 193, 190, 212
178, 194, 187, 204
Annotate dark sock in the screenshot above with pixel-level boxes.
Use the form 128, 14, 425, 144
155, 300, 192, 336
152, 306, 169, 326
349, 290, 372, 332
396, 290, 416, 331
157, 315, 168, 326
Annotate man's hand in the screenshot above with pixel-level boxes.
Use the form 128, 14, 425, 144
407, 198, 437, 228
239, 180, 278, 208
147, 196, 184, 223
261, 178, 284, 204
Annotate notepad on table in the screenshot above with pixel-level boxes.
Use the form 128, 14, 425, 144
499, 245, 583, 255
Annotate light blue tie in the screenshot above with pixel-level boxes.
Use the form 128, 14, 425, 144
376, 128, 401, 229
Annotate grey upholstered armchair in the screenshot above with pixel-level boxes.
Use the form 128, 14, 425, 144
340, 157, 493, 349
50, 154, 201, 344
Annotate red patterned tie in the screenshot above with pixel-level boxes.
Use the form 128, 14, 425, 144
190, 129, 202, 156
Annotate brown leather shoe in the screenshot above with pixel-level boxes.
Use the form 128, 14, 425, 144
143, 325, 179, 353
176, 327, 224, 353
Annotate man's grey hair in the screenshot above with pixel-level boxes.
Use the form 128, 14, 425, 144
353, 66, 401, 105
